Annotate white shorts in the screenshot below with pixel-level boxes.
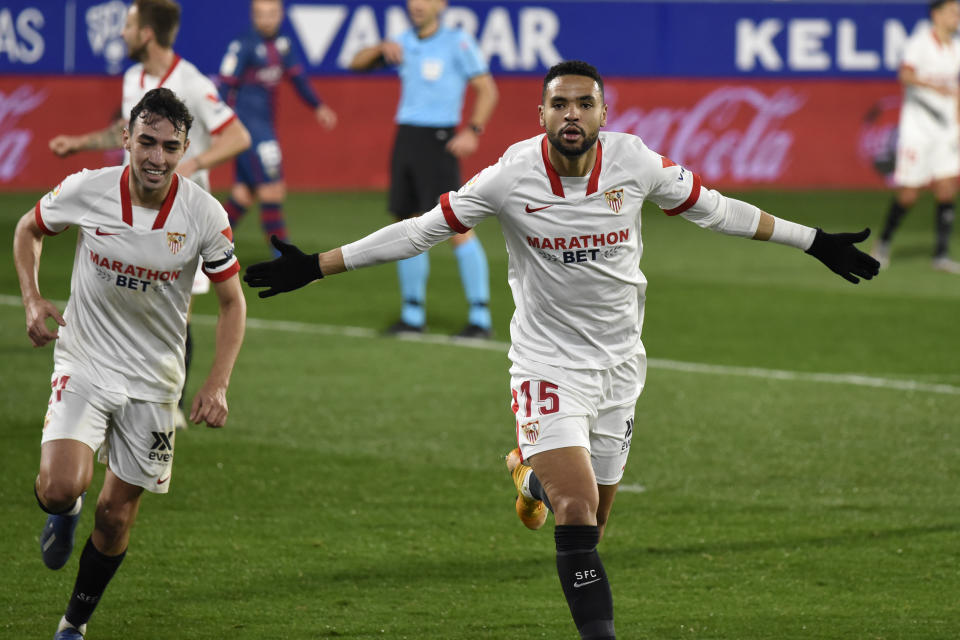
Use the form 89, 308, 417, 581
41, 371, 178, 494
894, 109, 960, 187
509, 354, 646, 485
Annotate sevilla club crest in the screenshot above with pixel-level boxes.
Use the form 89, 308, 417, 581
166, 232, 186, 255
520, 419, 540, 444
604, 188, 624, 214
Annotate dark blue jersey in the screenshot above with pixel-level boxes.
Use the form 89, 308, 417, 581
217, 30, 320, 141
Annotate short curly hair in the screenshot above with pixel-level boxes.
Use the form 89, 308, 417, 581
542, 60, 604, 102
128, 87, 193, 138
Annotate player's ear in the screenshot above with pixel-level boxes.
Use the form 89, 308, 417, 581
538, 104, 546, 128
121, 127, 130, 151
182, 136, 191, 155
600, 102, 607, 128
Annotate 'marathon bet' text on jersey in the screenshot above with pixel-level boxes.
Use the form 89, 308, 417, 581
35, 166, 240, 402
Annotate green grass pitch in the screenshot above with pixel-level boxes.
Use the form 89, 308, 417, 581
1, 188, 958, 639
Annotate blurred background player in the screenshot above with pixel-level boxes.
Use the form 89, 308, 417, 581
48, 0, 251, 428
18, 88, 246, 640
873, 0, 960, 273
218, 0, 338, 255
349, 0, 498, 338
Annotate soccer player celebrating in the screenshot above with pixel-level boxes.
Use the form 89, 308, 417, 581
218, 0, 338, 253
873, 0, 960, 273
349, 0, 499, 338
16, 88, 246, 640
243, 61, 879, 639
48, 0, 251, 429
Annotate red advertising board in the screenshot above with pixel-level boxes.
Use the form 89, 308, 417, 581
0, 76, 900, 192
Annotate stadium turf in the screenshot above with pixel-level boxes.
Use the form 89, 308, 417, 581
1, 189, 958, 639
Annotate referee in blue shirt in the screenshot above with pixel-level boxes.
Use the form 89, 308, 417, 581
350, 0, 498, 338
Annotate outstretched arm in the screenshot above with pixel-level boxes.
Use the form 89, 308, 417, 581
680, 192, 879, 284
244, 206, 457, 297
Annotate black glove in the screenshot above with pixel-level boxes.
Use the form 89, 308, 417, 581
243, 235, 323, 298
804, 227, 880, 284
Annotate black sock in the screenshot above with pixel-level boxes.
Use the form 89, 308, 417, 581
935, 201, 955, 258
178, 322, 193, 410
555, 525, 615, 640
64, 538, 126, 628
528, 472, 553, 512
881, 199, 909, 243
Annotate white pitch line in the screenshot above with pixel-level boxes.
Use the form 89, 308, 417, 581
2, 294, 958, 395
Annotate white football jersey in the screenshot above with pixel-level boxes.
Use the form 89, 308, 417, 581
35, 166, 240, 402
122, 55, 237, 191
899, 29, 960, 131
441, 132, 706, 369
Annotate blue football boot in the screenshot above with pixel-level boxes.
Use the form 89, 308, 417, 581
40, 492, 85, 570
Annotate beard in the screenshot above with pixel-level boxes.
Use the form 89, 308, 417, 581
127, 40, 147, 62
546, 125, 599, 158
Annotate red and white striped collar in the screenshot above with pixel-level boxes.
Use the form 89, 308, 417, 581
540, 135, 603, 198
119, 165, 180, 229
140, 53, 182, 89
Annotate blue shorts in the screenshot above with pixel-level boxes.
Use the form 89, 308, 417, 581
235, 138, 284, 187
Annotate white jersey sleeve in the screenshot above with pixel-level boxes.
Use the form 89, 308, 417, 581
630, 137, 759, 237
192, 191, 240, 282
35, 170, 93, 235
179, 66, 236, 137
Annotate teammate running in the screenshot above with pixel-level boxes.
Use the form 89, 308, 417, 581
17, 88, 246, 640
48, 0, 251, 428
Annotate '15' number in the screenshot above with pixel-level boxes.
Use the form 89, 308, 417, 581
516, 380, 560, 417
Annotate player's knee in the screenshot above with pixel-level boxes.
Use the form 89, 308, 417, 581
552, 494, 599, 525
36, 476, 84, 511
94, 499, 135, 542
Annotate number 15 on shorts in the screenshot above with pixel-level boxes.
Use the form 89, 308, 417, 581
513, 380, 560, 418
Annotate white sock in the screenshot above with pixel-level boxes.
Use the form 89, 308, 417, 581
519, 468, 534, 500
64, 495, 83, 516
57, 616, 86, 634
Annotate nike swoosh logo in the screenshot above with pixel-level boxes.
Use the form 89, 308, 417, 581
95, 228, 119, 236
525, 204, 553, 213
573, 578, 602, 588
157, 475, 170, 485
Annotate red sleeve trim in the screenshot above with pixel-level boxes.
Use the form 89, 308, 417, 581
34, 201, 58, 236
220, 226, 234, 241
209, 113, 237, 136
663, 173, 702, 216
203, 260, 240, 282
440, 192, 470, 234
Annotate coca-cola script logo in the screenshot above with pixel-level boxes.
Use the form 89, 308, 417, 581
605, 85, 805, 183
0, 85, 47, 182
